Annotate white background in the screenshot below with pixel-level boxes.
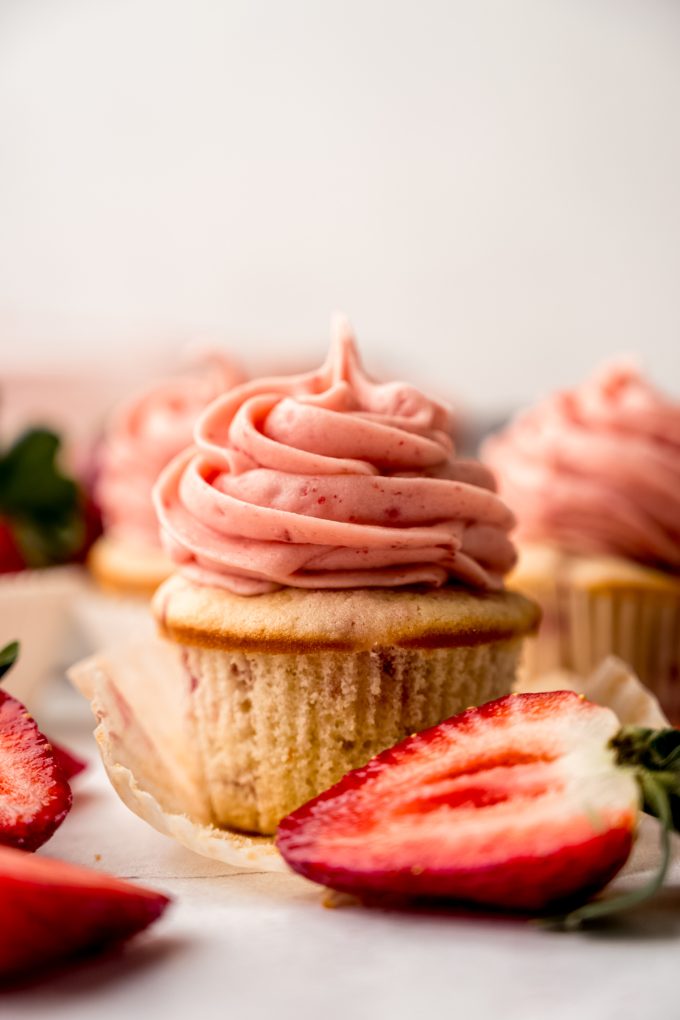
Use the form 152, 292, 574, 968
1, 0, 680, 411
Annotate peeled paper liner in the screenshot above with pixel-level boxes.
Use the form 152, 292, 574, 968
69, 637, 668, 874
68, 633, 286, 873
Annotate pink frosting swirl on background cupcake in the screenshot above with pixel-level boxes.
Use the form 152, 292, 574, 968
97, 351, 245, 546
483, 361, 680, 572
154, 318, 516, 594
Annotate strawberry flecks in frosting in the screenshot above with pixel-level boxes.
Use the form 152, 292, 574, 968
97, 352, 245, 546
483, 360, 680, 572
154, 317, 517, 594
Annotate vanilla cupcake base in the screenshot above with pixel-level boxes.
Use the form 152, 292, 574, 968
88, 533, 173, 598
154, 577, 540, 834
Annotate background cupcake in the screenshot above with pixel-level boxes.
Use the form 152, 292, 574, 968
152, 317, 539, 834
89, 350, 245, 598
484, 360, 680, 720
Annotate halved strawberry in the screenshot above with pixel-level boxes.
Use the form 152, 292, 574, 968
277, 692, 645, 914
0, 687, 72, 851
50, 741, 88, 781
0, 845, 170, 979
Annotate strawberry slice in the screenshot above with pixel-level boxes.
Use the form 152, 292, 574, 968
277, 692, 643, 913
50, 741, 88, 780
0, 845, 170, 979
0, 687, 72, 851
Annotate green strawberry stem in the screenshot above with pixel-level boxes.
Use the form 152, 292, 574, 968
549, 726, 680, 929
0, 641, 19, 681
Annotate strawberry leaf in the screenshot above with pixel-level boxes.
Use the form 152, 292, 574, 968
0, 641, 19, 681
0, 429, 87, 567
612, 726, 680, 833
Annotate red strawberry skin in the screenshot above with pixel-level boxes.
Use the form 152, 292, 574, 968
0, 690, 72, 851
276, 692, 639, 912
50, 741, 88, 780
0, 519, 25, 574
0, 846, 170, 979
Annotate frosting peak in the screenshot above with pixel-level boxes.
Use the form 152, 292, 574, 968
97, 351, 245, 546
154, 319, 517, 594
483, 361, 680, 572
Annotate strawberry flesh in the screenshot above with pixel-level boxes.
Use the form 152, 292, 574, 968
0, 690, 72, 851
276, 692, 640, 912
0, 845, 170, 979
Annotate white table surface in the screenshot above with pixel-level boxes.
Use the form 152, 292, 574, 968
4, 676, 680, 1020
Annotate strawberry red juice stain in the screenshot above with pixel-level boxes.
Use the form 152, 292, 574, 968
181, 650, 200, 692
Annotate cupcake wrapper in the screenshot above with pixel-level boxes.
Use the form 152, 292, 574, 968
185, 639, 523, 834
566, 585, 680, 723
68, 635, 285, 872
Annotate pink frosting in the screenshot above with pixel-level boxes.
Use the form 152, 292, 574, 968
97, 352, 245, 546
483, 361, 680, 572
154, 318, 516, 594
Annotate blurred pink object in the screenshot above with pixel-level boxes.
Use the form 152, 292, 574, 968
97, 350, 246, 547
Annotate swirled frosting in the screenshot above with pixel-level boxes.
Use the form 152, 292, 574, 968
97, 352, 245, 546
483, 361, 680, 572
153, 318, 517, 594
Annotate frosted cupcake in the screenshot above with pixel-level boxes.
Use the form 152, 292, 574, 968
152, 319, 539, 834
484, 361, 680, 719
89, 352, 244, 597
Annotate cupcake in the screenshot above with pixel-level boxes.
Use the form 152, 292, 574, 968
484, 360, 680, 719
89, 351, 244, 597
152, 318, 539, 834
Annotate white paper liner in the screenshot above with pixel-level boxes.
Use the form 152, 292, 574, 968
68, 633, 286, 872
515, 655, 670, 727
0, 566, 86, 707
565, 585, 680, 722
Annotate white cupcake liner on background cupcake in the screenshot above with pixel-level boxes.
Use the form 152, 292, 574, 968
0, 566, 86, 708
565, 585, 680, 723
